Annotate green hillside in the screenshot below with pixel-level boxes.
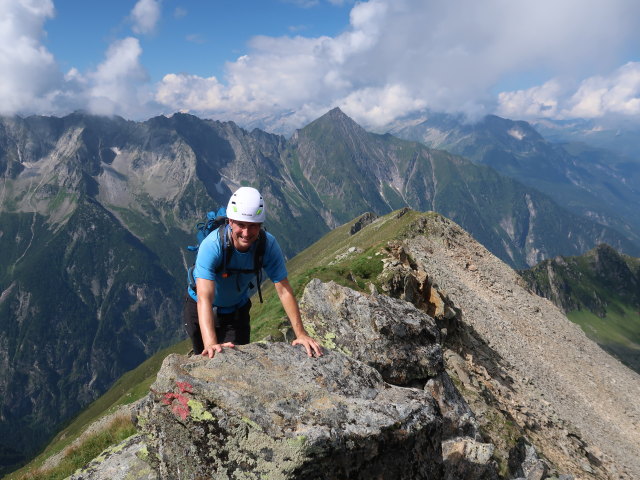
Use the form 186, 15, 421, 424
569, 305, 640, 370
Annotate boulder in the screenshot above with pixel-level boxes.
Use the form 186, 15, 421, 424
68, 434, 157, 480
442, 437, 497, 480
299, 279, 442, 385
508, 437, 549, 480
426, 372, 480, 440
299, 279, 495, 478
349, 212, 378, 235
137, 343, 443, 479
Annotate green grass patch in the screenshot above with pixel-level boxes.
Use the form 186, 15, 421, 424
248, 211, 417, 341
568, 302, 640, 372
15, 417, 136, 480
47, 189, 77, 214
568, 303, 640, 347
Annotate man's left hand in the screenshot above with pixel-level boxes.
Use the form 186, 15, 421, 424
292, 335, 324, 358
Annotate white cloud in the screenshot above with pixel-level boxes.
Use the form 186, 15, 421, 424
86, 37, 150, 116
565, 62, 640, 118
498, 63, 640, 121
340, 84, 427, 127
0, 1, 152, 118
281, 0, 320, 7
173, 7, 187, 19
288, 24, 308, 33
156, 73, 225, 111
0, 0, 60, 114
186, 33, 205, 44
497, 80, 565, 119
3, 0, 640, 128
130, 0, 161, 35
153, 0, 640, 128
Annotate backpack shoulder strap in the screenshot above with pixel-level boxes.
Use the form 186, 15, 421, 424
211, 226, 268, 303
254, 230, 267, 271
253, 230, 267, 303
214, 225, 234, 276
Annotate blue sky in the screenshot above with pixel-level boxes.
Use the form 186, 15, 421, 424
44, 1, 352, 82
2, 0, 640, 131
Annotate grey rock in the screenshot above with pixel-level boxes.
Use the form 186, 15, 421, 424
68, 434, 157, 480
137, 344, 443, 480
508, 437, 548, 480
349, 212, 378, 235
442, 437, 497, 480
426, 372, 479, 440
300, 278, 443, 385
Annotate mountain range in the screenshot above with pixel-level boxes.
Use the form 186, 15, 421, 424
390, 112, 640, 248
532, 117, 640, 160
1, 108, 639, 473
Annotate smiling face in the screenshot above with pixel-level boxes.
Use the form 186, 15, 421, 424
228, 219, 262, 252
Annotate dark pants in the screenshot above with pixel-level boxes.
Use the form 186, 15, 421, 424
183, 295, 251, 354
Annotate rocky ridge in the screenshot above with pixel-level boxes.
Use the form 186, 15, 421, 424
59, 210, 640, 480
383, 212, 640, 478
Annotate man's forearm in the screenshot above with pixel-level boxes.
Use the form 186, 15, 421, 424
197, 300, 217, 346
196, 278, 218, 347
275, 279, 308, 338
275, 278, 323, 357
286, 305, 307, 338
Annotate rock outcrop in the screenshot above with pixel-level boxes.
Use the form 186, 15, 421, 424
383, 213, 640, 479
136, 344, 443, 479
69, 434, 157, 480
299, 278, 498, 480
300, 278, 443, 385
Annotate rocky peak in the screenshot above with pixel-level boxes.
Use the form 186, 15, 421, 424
324, 106, 352, 122
297, 106, 368, 141
588, 243, 638, 286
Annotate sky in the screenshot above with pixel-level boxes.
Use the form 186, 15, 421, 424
1, 0, 640, 131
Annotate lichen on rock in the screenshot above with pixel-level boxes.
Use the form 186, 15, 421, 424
300, 278, 443, 385
137, 344, 443, 479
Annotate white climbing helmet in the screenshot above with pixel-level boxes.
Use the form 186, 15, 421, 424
226, 187, 266, 223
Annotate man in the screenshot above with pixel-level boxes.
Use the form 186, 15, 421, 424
184, 186, 323, 358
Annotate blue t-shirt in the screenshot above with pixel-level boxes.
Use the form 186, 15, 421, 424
190, 226, 287, 312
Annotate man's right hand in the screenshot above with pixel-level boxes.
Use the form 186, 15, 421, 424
201, 342, 236, 358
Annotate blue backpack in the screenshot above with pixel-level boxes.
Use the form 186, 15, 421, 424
187, 207, 228, 253
187, 207, 267, 303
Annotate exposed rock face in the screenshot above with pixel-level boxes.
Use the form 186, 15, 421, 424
299, 278, 443, 385
508, 437, 548, 480
442, 437, 497, 480
426, 372, 479, 440
349, 212, 378, 235
298, 278, 496, 479
388, 213, 640, 479
137, 344, 443, 479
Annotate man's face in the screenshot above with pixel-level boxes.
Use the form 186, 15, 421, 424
229, 219, 261, 251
